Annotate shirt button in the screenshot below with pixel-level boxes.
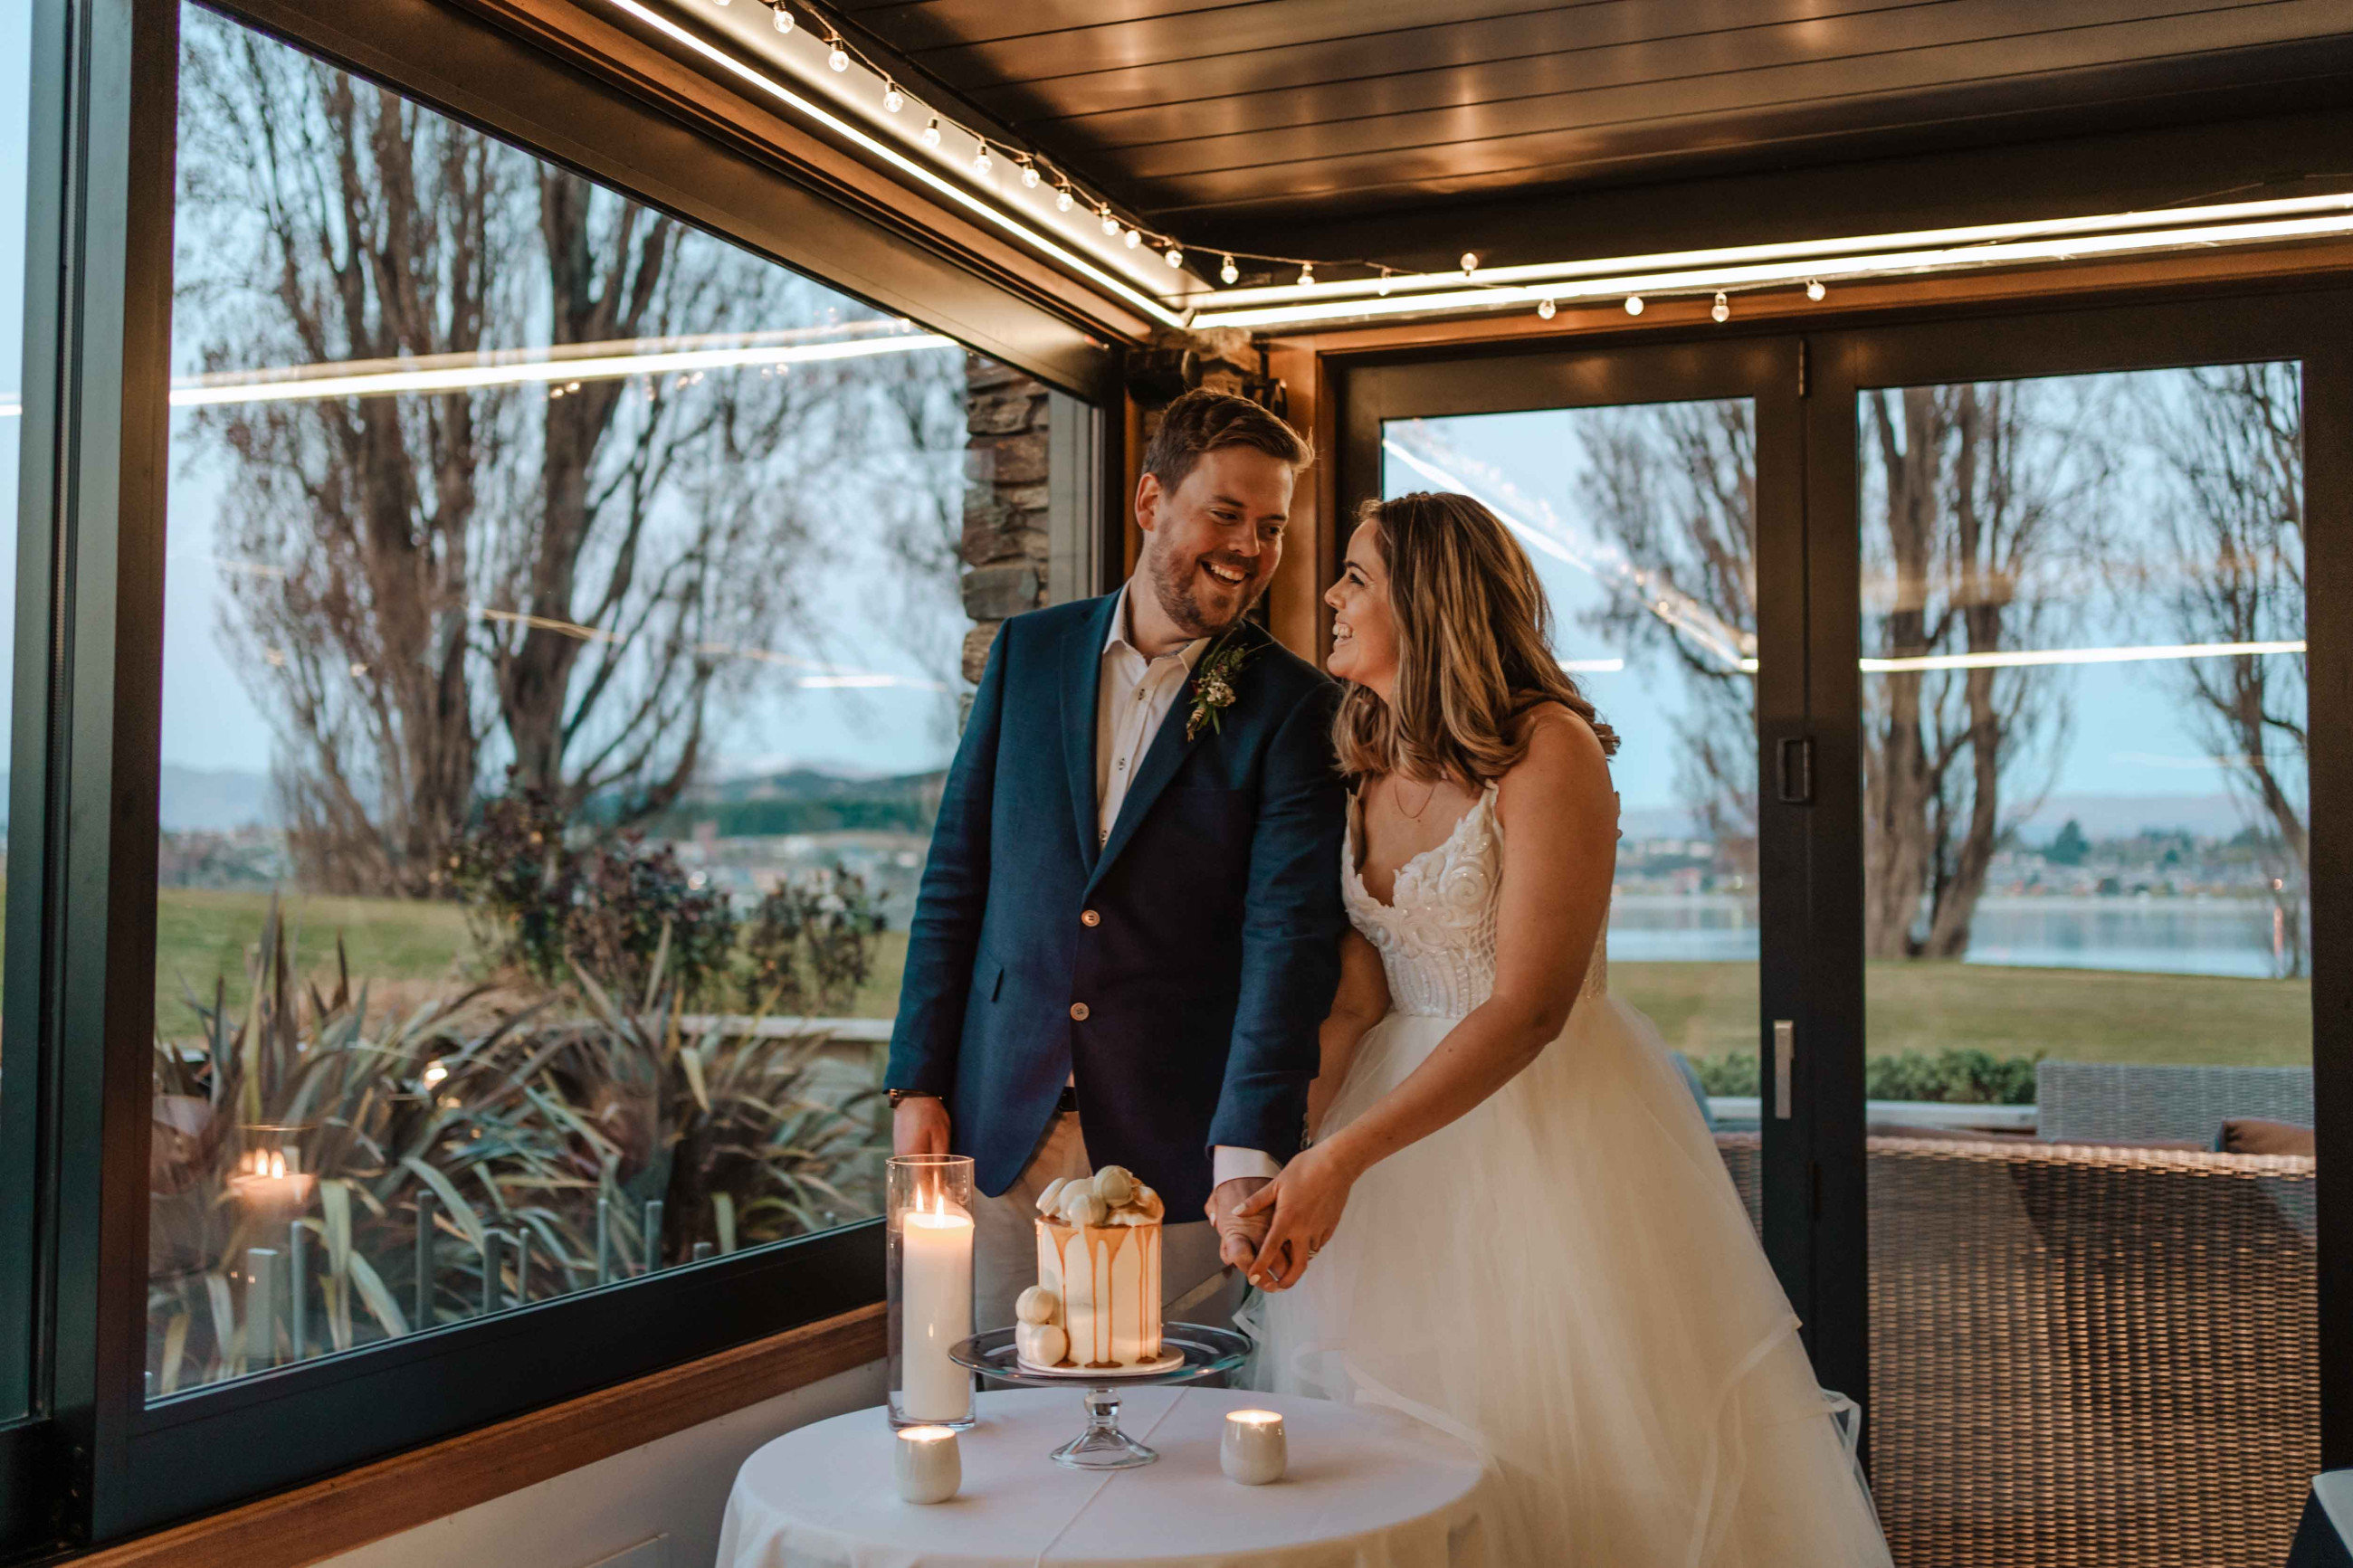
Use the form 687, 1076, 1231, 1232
1070, 1003, 1091, 1022
1116, 757, 1127, 771
1081, 909, 1100, 927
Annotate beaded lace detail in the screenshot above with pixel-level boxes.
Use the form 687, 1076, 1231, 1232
1344, 784, 1608, 1020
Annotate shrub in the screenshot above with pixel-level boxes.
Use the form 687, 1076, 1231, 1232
1687, 1048, 2042, 1105
740, 864, 888, 1016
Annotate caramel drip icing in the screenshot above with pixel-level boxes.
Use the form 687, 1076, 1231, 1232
1090, 1224, 1127, 1368
1039, 1213, 1162, 1367
1040, 1219, 1078, 1366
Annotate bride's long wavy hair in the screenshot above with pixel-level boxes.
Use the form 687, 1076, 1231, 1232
1333, 491, 1618, 785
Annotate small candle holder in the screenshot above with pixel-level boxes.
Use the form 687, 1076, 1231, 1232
893, 1425, 963, 1504
227, 1124, 319, 1221
888, 1155, 976, 1430
1222, 1408, 1287, 1485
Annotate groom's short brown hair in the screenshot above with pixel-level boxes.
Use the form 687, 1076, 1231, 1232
1141, 388, 1313, 494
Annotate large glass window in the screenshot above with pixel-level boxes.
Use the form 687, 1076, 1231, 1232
148, 6, 1004, 1397
0, 0, 31, 1424
1383, 402, 1762, 1213
1857, 364, 2312, 1563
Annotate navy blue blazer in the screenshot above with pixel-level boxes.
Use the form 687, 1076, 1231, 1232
884, 593, 1348, 1219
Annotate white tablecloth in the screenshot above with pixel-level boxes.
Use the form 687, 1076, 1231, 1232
717, 1387, 1497, 1568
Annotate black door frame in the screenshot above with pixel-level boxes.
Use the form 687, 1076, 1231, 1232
1332, 278, 2353, 1467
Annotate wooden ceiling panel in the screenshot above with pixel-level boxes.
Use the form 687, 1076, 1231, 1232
826, 0, 2353, 230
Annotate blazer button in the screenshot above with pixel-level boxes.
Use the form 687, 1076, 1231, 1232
1081, 909, 1100, 927
1070, 1003, 1091, 1022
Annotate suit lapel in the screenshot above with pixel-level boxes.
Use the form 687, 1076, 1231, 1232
1087, 619, 1265, 892
1062, 595, 1119, 873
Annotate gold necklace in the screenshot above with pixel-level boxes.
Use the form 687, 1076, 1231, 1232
1390, 774, 1441, 822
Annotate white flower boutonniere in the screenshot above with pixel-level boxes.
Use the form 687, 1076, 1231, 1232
1185, 630, 1257, 743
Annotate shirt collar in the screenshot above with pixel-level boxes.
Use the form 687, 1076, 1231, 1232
1104, 581, 1210, 670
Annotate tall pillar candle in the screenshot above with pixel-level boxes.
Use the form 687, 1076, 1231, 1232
900, 1206, 974, 1422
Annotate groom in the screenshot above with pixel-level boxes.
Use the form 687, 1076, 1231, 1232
886, 387, 1347, 1329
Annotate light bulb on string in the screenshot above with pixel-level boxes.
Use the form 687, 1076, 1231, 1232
1805, 278, 1827, 301
1100, 206, 1119, 236
972, 144, 993, 176
1624, 295, 1644, 316
1124, 227, 1141, 249
826, 36, 850, 71
1460, 251, 1478, 278
1165, 247, 1185, 269
1055, 185, 1074, 213
1710, 290, 1730, 323
710, 0, 729, 8
920, 118, 941, 147
1019, 158, 1040, 189
881, 80, 903, 111
1537, 297, 1557, 320
1220, 254, 1239, 285
1298, 262, 1315, 287
769, 2, 792, 28
1376, 271, 1392, 296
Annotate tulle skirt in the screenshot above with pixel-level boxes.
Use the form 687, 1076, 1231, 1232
1242, 993, 1893, 1568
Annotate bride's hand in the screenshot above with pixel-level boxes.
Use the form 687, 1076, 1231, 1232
1235, 1143, 1357, 1291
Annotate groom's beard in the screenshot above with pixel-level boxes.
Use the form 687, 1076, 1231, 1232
1148, 546, 1265, 638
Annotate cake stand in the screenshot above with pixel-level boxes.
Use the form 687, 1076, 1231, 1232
948, 1323, 1253, 1470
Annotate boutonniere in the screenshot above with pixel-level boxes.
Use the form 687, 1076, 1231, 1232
1185, 629, 1257, 742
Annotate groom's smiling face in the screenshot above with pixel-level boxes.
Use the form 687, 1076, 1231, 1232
1135, 446, 1294, 638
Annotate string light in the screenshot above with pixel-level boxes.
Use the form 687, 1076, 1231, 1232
1537, 297, 1556, 319
1166, 247, 1185, 269
920, 117, 940, 147
1055, 185, 1074, 213
825, 34, 849, 71
1460, 252, 1479, 278
769, 2, 791, 28
1710, 290, 1730, 323
1806, 278, 1826, 301
1377, 271, 1392, 296
881, 80, 902, 111
1624, 295, 1644, 316
972, 144, 993, 176
1220, 254, 1239, 285
1298, 262, 1315, 286
1124, 227, 1141, 249
1019, 157, 1040, 189
710, 0, 729, 7
1100, 205, 1119, 236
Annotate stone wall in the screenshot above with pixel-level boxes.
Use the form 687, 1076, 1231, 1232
958, 356, 1052, 686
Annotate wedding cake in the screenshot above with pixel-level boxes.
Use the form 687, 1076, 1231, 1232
1015, 1166, 1167, 1370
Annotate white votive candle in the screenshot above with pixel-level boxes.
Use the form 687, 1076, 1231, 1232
900, 1206, 975, 1422
1222, 1409, 1287, 1485
894, 1425, 962, 1504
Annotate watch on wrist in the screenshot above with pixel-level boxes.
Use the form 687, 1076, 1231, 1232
888, 1089, 938, 1109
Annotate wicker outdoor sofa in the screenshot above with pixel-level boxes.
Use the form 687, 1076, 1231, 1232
1715, 1132, 2317, 1568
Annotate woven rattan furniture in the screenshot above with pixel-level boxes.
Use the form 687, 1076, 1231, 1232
2036, 1060, 2313, 1145
1714, 1132, 2316, 1567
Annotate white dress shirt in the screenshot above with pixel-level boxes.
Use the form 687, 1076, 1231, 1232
1089, 584, 1281, 1190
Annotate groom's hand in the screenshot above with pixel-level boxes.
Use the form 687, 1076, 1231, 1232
1207, 1177, 1272, 1269
892, 1094, 950, 1157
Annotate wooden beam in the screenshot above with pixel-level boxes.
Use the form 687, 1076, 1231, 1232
72, 1305, 883, 1568
1264, 341, 1335, 665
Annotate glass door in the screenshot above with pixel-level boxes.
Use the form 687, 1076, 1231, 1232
1807, 299, 2353, 1568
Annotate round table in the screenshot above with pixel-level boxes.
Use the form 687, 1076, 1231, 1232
717, 1387, 1498, 1568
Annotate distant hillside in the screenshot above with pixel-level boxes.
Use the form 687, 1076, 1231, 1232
648, 767, 946, 839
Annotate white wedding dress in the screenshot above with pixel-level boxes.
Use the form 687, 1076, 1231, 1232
1244, 784, 1893, 1567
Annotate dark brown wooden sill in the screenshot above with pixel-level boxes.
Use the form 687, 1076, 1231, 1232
74, 1304, 884, 1568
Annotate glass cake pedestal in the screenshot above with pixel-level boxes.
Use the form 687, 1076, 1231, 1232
948, 1323, 1253, 1470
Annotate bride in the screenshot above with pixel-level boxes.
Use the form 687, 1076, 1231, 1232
1237, 491, 1892, 1566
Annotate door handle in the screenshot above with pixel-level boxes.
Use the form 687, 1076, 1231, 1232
1773, 1020, 1795, 1120
1777, 736, 1814, 804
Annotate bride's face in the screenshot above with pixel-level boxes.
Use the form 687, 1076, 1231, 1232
1325, 520, 1399, 696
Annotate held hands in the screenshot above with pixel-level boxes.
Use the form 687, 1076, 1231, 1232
1234, 1143, 1358, 1291
892, 1094, 951, 1157
1205, 1176, 1272, 1271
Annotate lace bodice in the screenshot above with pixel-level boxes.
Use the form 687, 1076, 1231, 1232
1343, 784, 1608, 1020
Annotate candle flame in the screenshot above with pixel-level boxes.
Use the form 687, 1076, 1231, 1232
1228, 1409, 1283, 1426
899, 1426, 957, 1442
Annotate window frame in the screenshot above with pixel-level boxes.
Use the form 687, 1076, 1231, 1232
3, 0, 1122, 1548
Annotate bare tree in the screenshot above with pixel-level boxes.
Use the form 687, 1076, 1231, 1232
2140, 363, 2308, 972
1575, 401, 1759, 879
1860, 381, 2101, 957
176, 15, 914, 893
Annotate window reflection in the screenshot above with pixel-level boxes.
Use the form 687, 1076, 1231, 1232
148, 6, 997, 1396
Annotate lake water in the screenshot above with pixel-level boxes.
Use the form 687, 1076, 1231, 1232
1608, 894, 2291, 978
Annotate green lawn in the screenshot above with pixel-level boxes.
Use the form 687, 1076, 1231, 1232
1614, 959, 2312, 1068
138, 892, 2311, 1068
